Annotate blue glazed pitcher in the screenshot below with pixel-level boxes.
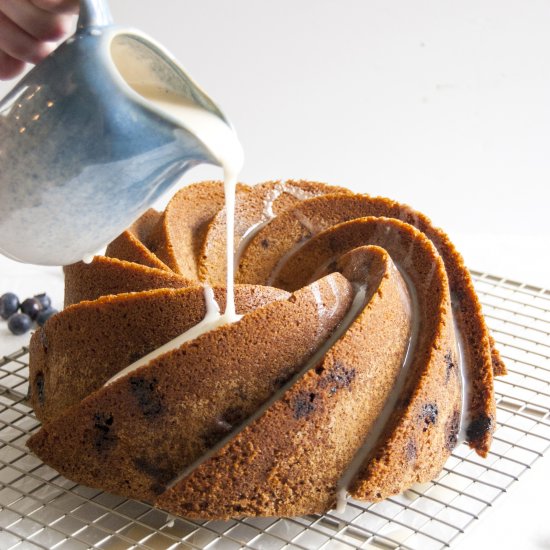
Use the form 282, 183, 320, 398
0, 0, 235, 265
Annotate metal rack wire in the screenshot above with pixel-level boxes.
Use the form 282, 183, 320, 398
1, 270, 549, 550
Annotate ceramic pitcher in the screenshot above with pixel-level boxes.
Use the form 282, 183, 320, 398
0, 0, 234, 265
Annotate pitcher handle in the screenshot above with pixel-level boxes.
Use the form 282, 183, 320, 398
77, 0, 113, 29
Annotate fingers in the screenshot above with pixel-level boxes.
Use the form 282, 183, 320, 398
30, 0, 79, 15
0, 10, 52, 65
0, 0, 78, 80
1, 0, 71, 42
0, 50, 26, 80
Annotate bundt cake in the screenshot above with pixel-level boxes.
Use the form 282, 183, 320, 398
26, 180, 504, 519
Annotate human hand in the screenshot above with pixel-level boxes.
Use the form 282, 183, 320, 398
0, 0, 79, 80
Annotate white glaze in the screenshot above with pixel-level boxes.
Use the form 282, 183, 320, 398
309, 282, 325, 319
164, 513, 177, 529
333, 266, 471, 513
105, 286, 238, 385
222, 171, 239, 321
334, 264, 416, 513
81, 254, 95, 264
235, 181, 319, 270
266, 241, 310, 286
81, 246, 107, 264
292, 210, 316, 235
453, 307, 470, 443
235, 183, 285, 260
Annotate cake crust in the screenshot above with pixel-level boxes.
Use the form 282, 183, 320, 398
27, 180, 501, 520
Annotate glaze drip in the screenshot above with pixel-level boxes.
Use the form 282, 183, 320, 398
334, 264, 416, 512
127, 84, 244, 321
105, 286, 239, 385
236, 181, 321, 268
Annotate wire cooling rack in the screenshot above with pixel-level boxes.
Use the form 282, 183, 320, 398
1, 270, 549, 550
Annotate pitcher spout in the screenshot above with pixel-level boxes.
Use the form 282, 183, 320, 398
108, 31, 243, 176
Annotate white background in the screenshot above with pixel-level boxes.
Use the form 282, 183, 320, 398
0, 1, 549, 549
1, 0, 549, 286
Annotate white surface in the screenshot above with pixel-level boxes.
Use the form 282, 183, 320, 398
0, 1, 549, 549
0, 258, 63, 354
455, 458, 550, 550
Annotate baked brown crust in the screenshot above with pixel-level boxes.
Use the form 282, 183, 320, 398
149, 181, 251, 277
28, 274, 353, 503
27, 180, 501, 519
238, 193, 500, 455
30, 285, 290, 424
105, 208, 170, 271
63, 256, 192, 307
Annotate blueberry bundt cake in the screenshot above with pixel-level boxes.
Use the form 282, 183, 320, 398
26, 180, 504, 519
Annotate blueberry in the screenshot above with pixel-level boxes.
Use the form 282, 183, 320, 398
36, 307, 58, 327
0, 292, 19, 320
20, 298, 41, 320
8, 313, 32, 335
34, 293, 51, 310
